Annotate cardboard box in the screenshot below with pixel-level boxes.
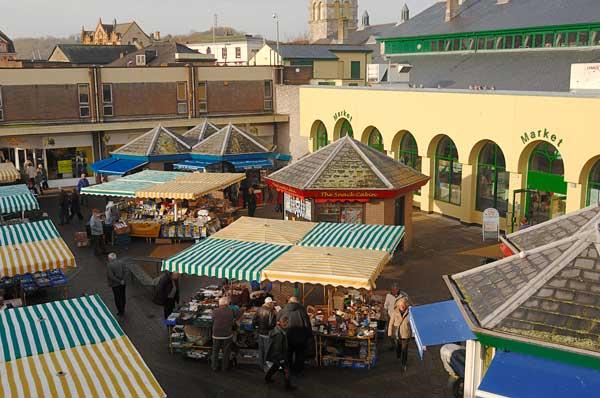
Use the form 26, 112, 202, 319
74, 231, 88, 242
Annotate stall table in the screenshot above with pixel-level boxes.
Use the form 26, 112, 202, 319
316, 332, 377, 369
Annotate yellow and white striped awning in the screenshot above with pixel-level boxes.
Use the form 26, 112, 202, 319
0, 163, 20, 184
261, 246, 390, 290
0, 295, 166, 398
211, 216, 317, 246
135, 172, 245, 200
0, 220, 76, 277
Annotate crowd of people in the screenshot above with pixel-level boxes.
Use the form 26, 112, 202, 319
21, 160, 48, 195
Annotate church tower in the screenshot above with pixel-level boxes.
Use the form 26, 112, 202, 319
309, 0, 358, 43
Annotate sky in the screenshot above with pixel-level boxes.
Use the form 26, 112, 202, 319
2, 0, 438, 40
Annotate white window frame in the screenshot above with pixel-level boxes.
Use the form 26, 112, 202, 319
263, 80, 273, 111
176, 81, 188, 115
102, 83, 113, 117
78, 83, 90, 118
135, 54, 146, 66
235, 47, 242, 59
198, 81, 208, 113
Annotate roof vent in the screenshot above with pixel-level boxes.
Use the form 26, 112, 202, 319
400, 4, 410, 24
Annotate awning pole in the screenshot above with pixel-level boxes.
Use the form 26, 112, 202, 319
173, 200, 178, 222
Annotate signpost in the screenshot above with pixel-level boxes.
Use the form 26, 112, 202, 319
482, 208, 500, 241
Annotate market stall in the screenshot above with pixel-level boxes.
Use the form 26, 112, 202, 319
0, 295, 166, 398
0, 184, 40, 217
0, 162, 20, 184
0, 219, 76, 304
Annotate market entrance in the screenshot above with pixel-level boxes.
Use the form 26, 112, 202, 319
524, 142, 567, 225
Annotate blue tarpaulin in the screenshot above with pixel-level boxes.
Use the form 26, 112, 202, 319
173, 160, 216, 171
230, 159, 274, 171
477, 351, 600, 398
91, 158, 147, 176
409, 300, 476, 359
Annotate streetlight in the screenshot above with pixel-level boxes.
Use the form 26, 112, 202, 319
272, 13, 283, 83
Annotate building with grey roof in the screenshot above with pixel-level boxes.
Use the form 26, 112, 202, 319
48, 44, 137, 66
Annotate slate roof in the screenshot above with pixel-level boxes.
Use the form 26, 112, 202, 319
111, 125, 191, 157
51, 44, 136, 65
182, 120, 221, 145
0, 30, 15, 53
191, 123, 273, 156
392, 48, 600, 91
267, 136, 429, 191
381, 0, 600, 40
504, 204, 600, 251
454, 224, 600, 353
277, 44, 371, 60
109, 42, 213, 67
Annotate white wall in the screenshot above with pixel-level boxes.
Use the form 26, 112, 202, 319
188, 39, 264, 65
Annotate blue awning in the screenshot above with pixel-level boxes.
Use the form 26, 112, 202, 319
477, 351, 600, 398
230, 159, 274, 171
409, 300, 476, 359
91, 158, 147, 176
173, 160, 216, 171
275, 153, 292, 161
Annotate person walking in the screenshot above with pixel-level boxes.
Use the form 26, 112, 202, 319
25, 161, 36, 186
89, 209, 106, 256
278, 296, 312, 374
70, 190, 83, 222
154, 271, 180, 319
106, 253, 129, 316
253, 297, 277, 372
211, 297, 235, 372
265, 316, 295, 391
37, 164, 49, 191
388, 296, 412, 372
247, 186, 257, 217
77, 173, 90, 206
58, 189, 70, 225
34, 165, 43, 195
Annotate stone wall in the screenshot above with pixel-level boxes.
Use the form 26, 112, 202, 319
274, 85, 308, 161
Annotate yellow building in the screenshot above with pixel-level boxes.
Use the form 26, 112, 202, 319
251, 43, 371, 86
300, 85, 600, 231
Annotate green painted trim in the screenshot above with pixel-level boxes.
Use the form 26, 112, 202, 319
475, 332, 600, 371
527, 171, 567, 194
380, 22, 600, 54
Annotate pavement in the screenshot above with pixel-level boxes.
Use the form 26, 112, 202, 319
34, 194, 486, 398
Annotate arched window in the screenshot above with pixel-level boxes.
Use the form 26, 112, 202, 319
588, 160, 600, 205
339, 119, 353, 138
526, 142, 567, 222
476, 142, 509, 216
529, 142, 564, 175
368, 128, 384, 152
435, 136, 462, 205
314, 121, 328, 151
398, 133, 421, 171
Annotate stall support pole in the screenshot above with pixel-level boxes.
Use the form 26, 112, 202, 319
173, 200, 178, 222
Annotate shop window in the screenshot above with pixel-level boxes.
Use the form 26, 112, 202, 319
46, 147, 93, 180
587, 160, 600, 205
235, 47, 241, 59
444, 40, 452, 51
453, 39, 460, 51
476, 142, 509, 217
567, 32, 578, 46
496, 37, 504, 49
78, 84, 90, 118
431, 41, 438, 51
367, 128, 384, 152
435, 136, 462, 205
102, 84, 113, 117
505, 36, 514, 49
398, 133, 421, 194
523, 35, 532, 48
514, 35, 523, 48
315, 202, 364, 224
544, 33, 554, 47
176, 82, 188, 115
313, 121, 328, 151
477, 37, 485, 50
438, 40, 445, 51
222, 47, 228, 60
533, 34, 543, 48
555, 33, 565, 46
529, 142, 564, 175
264, 80, 273, 111
339, 119, 353, 139
350, 61, 361, 79
578, 31, 590, 46
593, 31, 600, 45
484, 37, 494, 50
461, 39, 469, 50
198, 81, 208, 113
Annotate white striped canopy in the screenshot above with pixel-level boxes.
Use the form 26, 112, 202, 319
0, 220, 76, 277
0, 295, 166, 398
0, 184, 39, 215
298, 222, 405, 253
135, 173, 245, 200
0, 163, 20, 184
81, 170, 185, 198
162, 238, 291, 282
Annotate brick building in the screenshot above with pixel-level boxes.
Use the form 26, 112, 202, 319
0, 29, 19, 68
0, 65, 287, 187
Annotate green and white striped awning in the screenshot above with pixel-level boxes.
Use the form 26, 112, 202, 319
0, 295, 165, 398
0, 184, 39, 215
162, 238, 291, 282
81, 170, 184, 197
298, 222, 405, 253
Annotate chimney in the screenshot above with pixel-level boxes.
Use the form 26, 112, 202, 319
113, 18, 117, 28
400, 4, 410, 24
497, 0, 510, 4
154, 31, 161, 41
337, 18, 347, 44
445, 0, 459, 22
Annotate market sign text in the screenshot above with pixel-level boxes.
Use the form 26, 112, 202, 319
333, 110, 352, 122
520, 129, 563, 147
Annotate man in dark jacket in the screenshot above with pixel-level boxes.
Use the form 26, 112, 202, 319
278, 296, 312, 374
211, 297, 235, 371
253, 297, 276, 372
266, 316, 295, 390
154, 272, 180, 319
106, 253, 129, 316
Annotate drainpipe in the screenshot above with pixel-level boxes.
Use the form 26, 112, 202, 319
92, 67, 101, 123
189, 65, 197, 118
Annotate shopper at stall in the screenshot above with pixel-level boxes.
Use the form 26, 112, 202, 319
106, 253, 129, 316
278, 296, 312, 374
155, 271, 181, 319
104, 201, 119, 245
247, 186, 257, 217
70, 190, 83, 222
240, 179, 250, 208
388, 297, 412, 372
58, 189, 70, 225
211, 297, 235, 372
89, 209, 106, 256
265, 316, 295, 391
24, 161, 37, 186
253, 297, 277, 372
